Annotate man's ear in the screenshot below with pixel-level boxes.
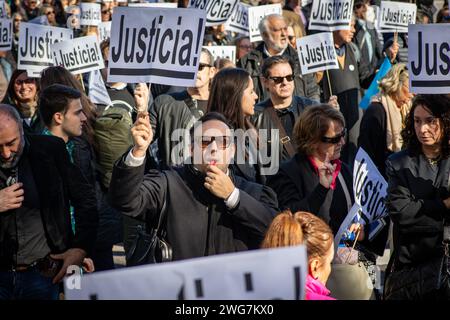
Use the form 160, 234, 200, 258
53, 112, 64, 126
209, 66, 217, 79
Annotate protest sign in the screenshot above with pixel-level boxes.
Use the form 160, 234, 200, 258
296, 32, 339, 75
0, 18, 12, 51
353, 148, 388, 223
203, 45, 236, 63
409, 24, 450, 94
18, 23, 73, 76
0, 1, 6, 18
224, 2, 249, 35
128, 2, 178, 8
65, 245, 307, 300
108, 7, 206, 86
309, 0, 354, 31
189, 0, 239, 27
98, 21, 111, 42
248, 4, 282, 42
81, 3, 101, 26
378, 1, 416, 33
52, 35, 104, 74
89, 69, 112, 107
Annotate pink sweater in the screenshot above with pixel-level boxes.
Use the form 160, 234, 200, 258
305, 275, 336, 300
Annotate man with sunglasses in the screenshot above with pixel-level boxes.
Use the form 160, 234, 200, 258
238, 14, 320, 103
253, 56, 339, 168
109, 112, 278, 261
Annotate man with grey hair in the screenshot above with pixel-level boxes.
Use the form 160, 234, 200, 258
0, 104, 97, 299
238, 14, 320, 103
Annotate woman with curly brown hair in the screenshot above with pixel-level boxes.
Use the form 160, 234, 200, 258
384, 94, 450, 300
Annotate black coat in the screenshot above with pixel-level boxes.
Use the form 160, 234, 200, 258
267, 153, 353, 234
358, 101, 391, 178
237, 42, 320, 103
0, 135, 98, 255
386, 150, 450, 270
109, 158, 279, 261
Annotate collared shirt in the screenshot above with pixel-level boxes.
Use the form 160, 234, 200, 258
263, 45, 287, 58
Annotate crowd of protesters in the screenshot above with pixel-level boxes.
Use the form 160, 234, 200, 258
0, 0, 450, 301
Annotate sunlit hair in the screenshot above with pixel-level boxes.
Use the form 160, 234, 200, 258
401, 94, 450, 158
261, 210, 333, 262
293, 104, 345, 155
378, 63, 409, 98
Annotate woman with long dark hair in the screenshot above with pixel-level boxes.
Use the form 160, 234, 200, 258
384, 94, 450, 300
207, 68, 262, 183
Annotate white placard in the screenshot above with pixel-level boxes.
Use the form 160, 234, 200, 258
188, 0, 239, 27
182, 246, 307, 300
203, 45, 236, 63
309, 0, 354, 31
353, 148, 388, 223
296, 32, 339, 75
89, 69, 112, 107
0, 18, 12, 51
81, 3, 101, 26
0, 1, 6, 18
18, 23, 73, 76
98, 21, 111, 42
378, 1, 416, 33
248, 4, 282, 42
128, 2, 178, 8
65, 245, 307, 300
409, 24, 450, 94
108, 7, 206, 86
224, 2, 249, 35
52, 35, 104, 74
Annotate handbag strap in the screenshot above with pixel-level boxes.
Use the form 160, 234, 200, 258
266, 106, 295, 158
152, 171, 169, 238
337, 171, 352, 213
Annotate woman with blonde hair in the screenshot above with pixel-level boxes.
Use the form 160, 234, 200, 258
358, 63, 413, 177
261, 210, 335, 300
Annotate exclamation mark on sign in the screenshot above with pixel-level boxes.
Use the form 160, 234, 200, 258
193, 18, 205, 66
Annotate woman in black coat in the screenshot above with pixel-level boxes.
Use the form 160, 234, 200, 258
384, 94, 450, 300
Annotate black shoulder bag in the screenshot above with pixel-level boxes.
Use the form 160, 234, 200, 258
126, 172, 172, 266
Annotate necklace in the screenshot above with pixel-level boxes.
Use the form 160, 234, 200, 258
425, 155, 441, 166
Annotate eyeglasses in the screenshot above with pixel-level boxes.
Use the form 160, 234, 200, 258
239, 44, 253, 50
198, 63, 212, 71
287, 35, 295, 41
195, 136, 232, 149
14, 78, 36, 86
267, 74, 294, 84
321, 128, 347, 144
102, 9, 112, 14
46, 11, 55, 15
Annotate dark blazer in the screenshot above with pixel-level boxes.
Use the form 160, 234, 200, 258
386, 150, 450, 269
237, 42, 320, 103
27, 135, 98, 254
109, 158, 279, 261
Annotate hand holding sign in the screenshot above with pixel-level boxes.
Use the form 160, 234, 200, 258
318, 153, 337, 189
131, 112, 153, 158
386, 40, 399, 63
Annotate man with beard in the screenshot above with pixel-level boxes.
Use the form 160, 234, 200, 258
238, 14, 320, 103
0, 104, 97, 299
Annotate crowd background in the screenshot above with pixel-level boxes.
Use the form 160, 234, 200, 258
0, 0, 450, 301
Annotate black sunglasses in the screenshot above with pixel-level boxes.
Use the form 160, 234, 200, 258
195, 136, 232, 149
268, 74, 294, 84
198, 63, 212, 71
321, 128, 347, 144
288, 35, 295, 41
